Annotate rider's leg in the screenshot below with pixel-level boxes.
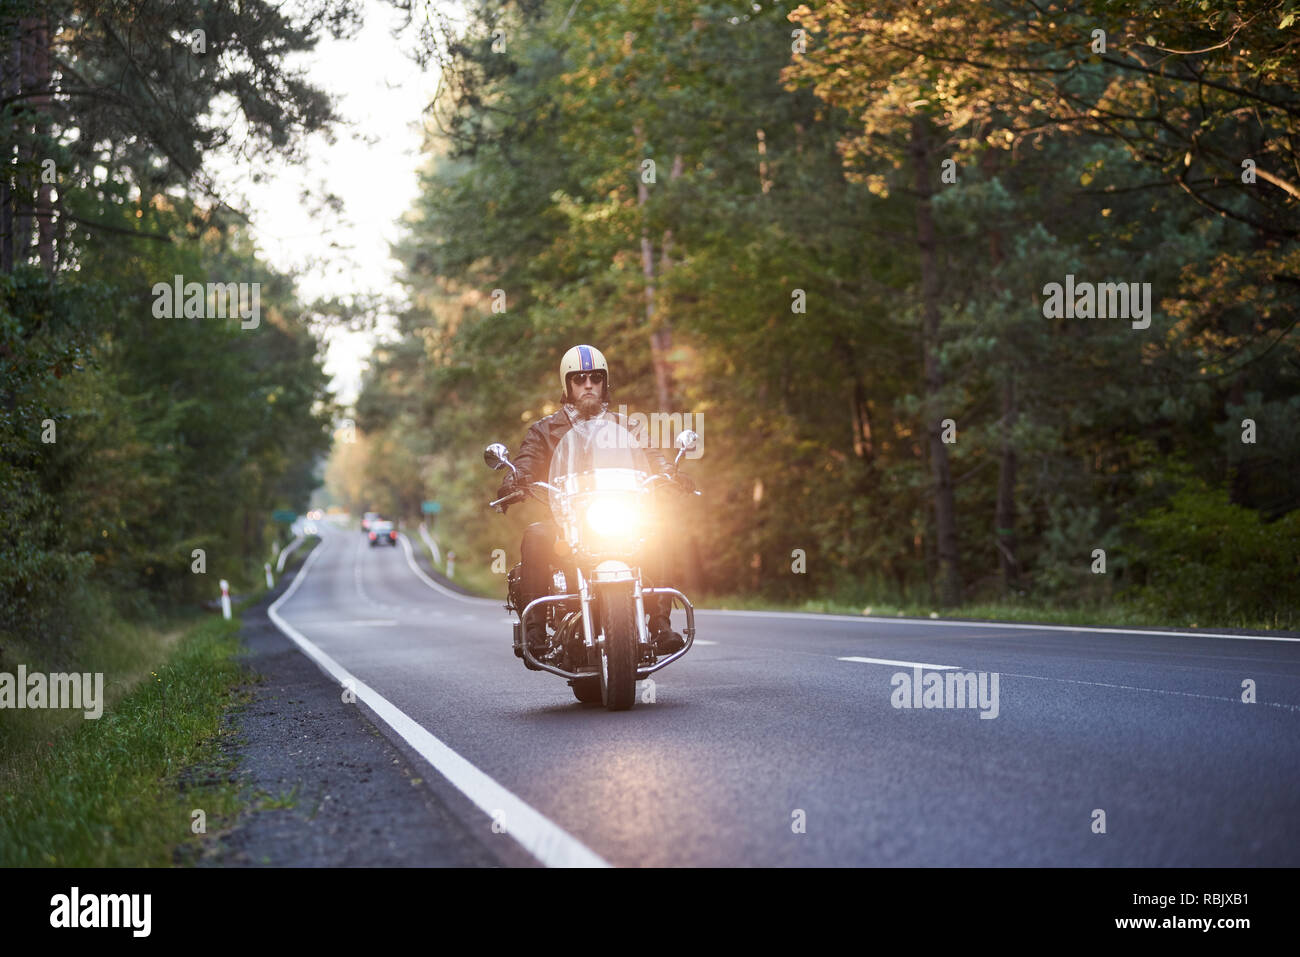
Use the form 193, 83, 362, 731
643, 527, 684, 652
519, 523, 557, 645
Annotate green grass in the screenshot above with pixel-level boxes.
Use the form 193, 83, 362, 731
255, 783, 300, 810
408, 521, 504, 599
0, 539, 320, 867
692, 591, 1295, 632
0, 614, 249, 866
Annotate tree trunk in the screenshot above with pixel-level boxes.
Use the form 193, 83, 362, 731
995, 376, 1020, 591
13, 17, 43, 269
0, 23, 14, 273
635, 124, 678, 411
850, 374, 874, 462
910, 115, 962, 607
31, 16, 52, 277
980, 155, 1019, 594
1228, 374, 1249, 505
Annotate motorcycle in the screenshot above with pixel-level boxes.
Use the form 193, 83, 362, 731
485, 420, 700, 710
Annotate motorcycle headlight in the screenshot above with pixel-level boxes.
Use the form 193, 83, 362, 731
583, 495, 643, 542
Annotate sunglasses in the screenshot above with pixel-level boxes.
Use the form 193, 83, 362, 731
568, 371, 606, 385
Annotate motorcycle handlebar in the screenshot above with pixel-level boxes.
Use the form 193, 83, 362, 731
488, 488, 527, 510
490, 476, 700, 511
644, 472, 703, 495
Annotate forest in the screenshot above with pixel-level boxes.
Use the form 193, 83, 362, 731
338, 0, 1299, 627
0, 0, 345, 653
1, 1, 1296, 660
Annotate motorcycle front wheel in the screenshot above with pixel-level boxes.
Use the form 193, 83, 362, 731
597, 586, 638, 711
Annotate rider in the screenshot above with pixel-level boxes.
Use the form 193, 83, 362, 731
495, 344, 694, 655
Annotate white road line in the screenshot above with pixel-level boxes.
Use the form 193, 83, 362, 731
696, 608, 1300, 643
275, 535, 305, 572
999, 671, 1300, 713
352, 535, 385, 608
398, 533, 494, 606
693, 639, 718, 646
419, 522, 442, 565
268, 535, 610, 868
291, 618, 399, 627
838, 656, 960, 670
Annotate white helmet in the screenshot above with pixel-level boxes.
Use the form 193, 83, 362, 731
559, 344, 609, 394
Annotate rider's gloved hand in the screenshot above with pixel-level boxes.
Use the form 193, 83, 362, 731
496, 472, 529, 511
672, 472, 695, 494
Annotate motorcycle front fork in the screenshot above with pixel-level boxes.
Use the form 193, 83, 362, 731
573, 568, 652, 652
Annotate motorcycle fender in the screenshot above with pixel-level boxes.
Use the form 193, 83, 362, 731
591, 560, 636, 583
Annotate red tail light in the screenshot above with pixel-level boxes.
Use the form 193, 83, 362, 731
369, 532, 376, 540
389, 531, 397, 540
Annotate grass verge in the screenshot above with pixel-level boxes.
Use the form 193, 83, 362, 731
408, 521, 501, 598
0, 613, 249, 866
0, 536, 324, 867
692, 591, 1296, 632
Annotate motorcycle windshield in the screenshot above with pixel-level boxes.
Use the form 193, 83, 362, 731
548, 417, 650, 513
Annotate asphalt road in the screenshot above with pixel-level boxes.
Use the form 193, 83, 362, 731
271, 521, 1300, 867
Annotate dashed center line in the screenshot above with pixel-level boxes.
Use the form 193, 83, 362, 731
295, 618, 398, 626
838, 656, 961, 670
999, 671, 1300, 712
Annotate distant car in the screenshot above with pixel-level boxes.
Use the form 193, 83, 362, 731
362, 511, 380, 533
368, 520, 398, 547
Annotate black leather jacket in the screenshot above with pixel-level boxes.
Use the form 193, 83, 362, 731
511, 403, 672, 486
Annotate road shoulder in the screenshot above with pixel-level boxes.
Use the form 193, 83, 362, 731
193, 553, 501, 867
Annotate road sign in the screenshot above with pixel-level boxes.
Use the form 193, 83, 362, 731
272, 509, 297, 523
421, 501, 441, 514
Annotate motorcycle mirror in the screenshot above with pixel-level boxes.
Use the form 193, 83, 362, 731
672, 429, 699, 468
484, 443, 514, 472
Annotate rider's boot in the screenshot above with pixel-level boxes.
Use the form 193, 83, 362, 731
526, 616, 556, 657
649, 613, 685, 654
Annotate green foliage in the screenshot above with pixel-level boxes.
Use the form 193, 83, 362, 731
0, 4, 338, 647
0, 614, 247, 867
346, 0, 1299, 628
1127, 478, 1300, 624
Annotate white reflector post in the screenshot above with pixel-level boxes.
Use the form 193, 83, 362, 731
220, 579, 231, 620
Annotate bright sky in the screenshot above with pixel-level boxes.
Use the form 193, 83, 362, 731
206, 0, 444, 408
